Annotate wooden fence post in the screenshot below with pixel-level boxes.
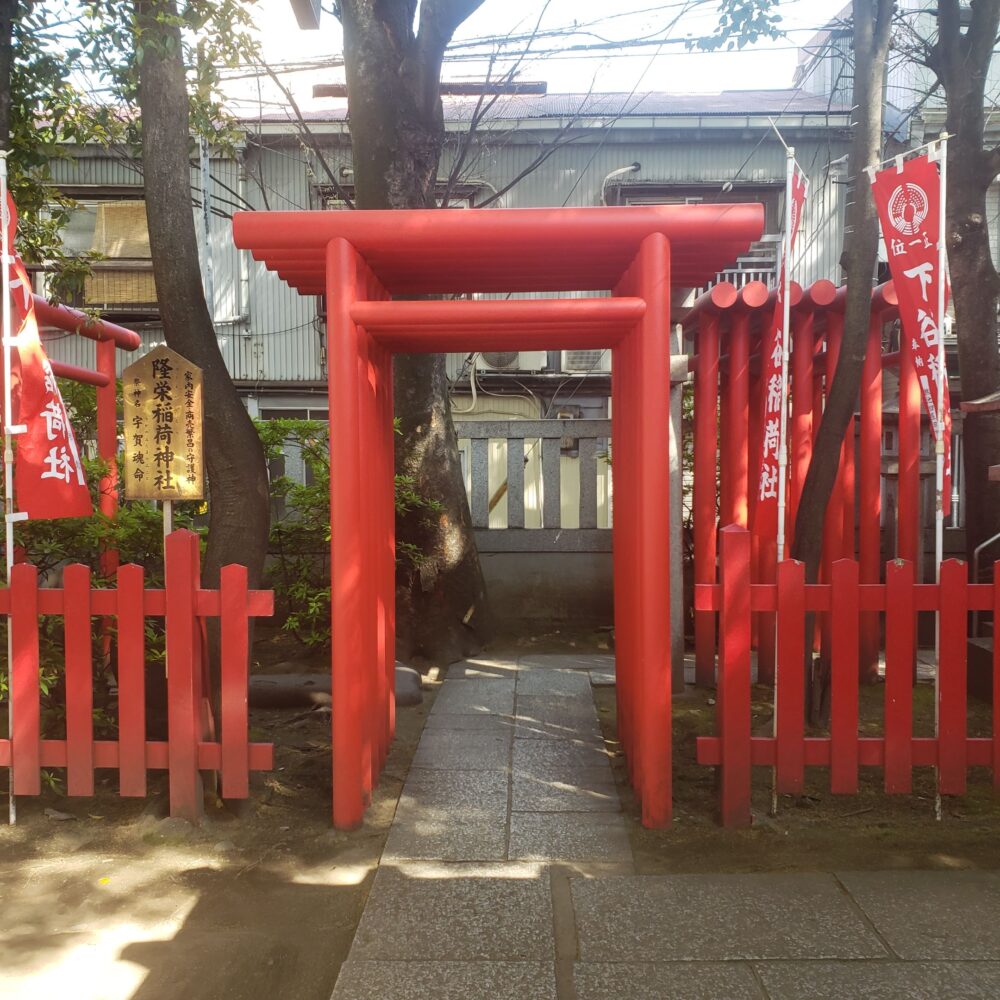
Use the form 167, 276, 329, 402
830, 559, 860, 794
718, 525, 752, 827
165, 530, 203, 821
64, 564, 94, 796
10, 563, 40, 795
220, 564, 250, 799
775, 558, 805, 794
937, 559, 968, 796
117, 564, 147, 797
884, 559, 915, 793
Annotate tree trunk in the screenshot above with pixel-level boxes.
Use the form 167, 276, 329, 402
341, 1, 491, 664
791, 0, 894, 718
791, 0, 895, 583
929, 0, 1000, 564
0, 0, 14, 149
134, 2, 271, 704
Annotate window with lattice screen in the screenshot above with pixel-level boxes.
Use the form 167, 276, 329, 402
83, 201, 158, 309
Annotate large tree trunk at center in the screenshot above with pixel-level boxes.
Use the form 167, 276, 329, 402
134, 2, 271, 706
791, 0, 895, 583
928, 0, 1000, 565
341, 1, 491, 664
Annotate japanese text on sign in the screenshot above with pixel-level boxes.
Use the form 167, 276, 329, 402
122, 346, 204, 501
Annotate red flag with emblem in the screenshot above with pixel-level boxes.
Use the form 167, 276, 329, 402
870, 153, 952, 516
4, 194, 91, 519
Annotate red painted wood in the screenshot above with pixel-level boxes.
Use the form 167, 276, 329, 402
694, 311, 720, 687
718, 525, 752, 827
789, 312, 813, 538
220, 564, 250, 799
859, 316, 883, 680
63, 564, 94, 796
636, 233, 672, 828
897, 325, 921, 563
756, 541, 777, 686
10, 564, 41, 795
356, 316, 376, 798
775, 559, 805, 794
116, 564, 147, 796
994, 561, 1000, 790
328, 238, 367, 829
830, 560, 860, 794
937, 559, 968, 796
165, 530, 203, 821
697, 735, 996, 768
729, 313, 750, 529
884, 560, 915, 792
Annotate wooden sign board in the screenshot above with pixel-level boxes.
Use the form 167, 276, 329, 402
122, 345, 205, 500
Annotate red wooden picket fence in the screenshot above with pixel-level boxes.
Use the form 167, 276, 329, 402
2, 529, 274, 821
695, 525, 1000, 827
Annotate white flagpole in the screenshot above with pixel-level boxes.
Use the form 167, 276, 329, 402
934, 133, 948, 573
0, 152, 16, 825
776, 145, 795, 562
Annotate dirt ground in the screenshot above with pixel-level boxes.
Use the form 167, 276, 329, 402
4, 625, 1000, 998
597, 679, 1000, 874
0, 630, 439, 1000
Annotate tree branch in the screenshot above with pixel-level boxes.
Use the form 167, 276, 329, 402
262, 62, 354, 208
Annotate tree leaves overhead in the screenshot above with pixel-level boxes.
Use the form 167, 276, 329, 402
693, 0, 782, 52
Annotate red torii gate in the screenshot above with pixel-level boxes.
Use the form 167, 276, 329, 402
233, 205, 764, 829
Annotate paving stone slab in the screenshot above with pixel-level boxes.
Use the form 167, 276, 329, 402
515, 694, 600, 723
349, 865, 554, 962
574, 962, 764, 1000
756, 961, 1000, 1000
837, 870, 1000, 959
425, 713, 518, 734
430, 679, 515, 716
516, 669, 594, 697
382, 814, 507, 862
513, 715, 604, 743
509, 812, 631, 863
411, 731, 511, 771
383, 770, 509, 861
394, 769, 509, 810
517, 653, 615, 672
572, 874, 888, 961
512, 770, 620, 812
448, 658, 520, 680
332, 960, 557, 1000
513, 737, 611, 774
588, 669, 616, 687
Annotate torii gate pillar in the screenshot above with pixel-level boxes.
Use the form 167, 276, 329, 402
233, 205, 764, 829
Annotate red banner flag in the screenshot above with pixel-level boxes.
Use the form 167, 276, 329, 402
870, 153, 952, 515
3, 195, 91, 519
754, 165, 808, 531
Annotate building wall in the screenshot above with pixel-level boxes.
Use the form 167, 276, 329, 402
42, 119, 850, 384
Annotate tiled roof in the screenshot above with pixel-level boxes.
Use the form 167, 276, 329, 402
248, 88, 850, 124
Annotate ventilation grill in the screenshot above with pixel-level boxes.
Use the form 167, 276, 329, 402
480, 351, 520, 369
563, 349, 606, 371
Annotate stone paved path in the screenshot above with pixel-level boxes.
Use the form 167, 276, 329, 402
331, 654, 1000, 1000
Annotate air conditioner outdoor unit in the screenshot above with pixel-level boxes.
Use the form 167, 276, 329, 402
561, 349, 611, 373
477, 351, 547, 372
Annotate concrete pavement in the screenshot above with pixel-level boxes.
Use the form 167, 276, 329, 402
331, 654, 1000, 1000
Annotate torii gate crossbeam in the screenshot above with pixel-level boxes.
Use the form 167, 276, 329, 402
233, 205, 764, 829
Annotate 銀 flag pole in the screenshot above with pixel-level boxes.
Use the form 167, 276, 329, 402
933, 132, 948, 573
776, 143, 795, 562
0, 151, 27, 826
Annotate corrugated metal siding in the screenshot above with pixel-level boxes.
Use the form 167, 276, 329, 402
438, 134, 848, 285
44, 148, 327, 382
45, 124, 849, 384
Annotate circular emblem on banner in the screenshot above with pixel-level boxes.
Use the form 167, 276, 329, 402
887, 182, 928, 235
